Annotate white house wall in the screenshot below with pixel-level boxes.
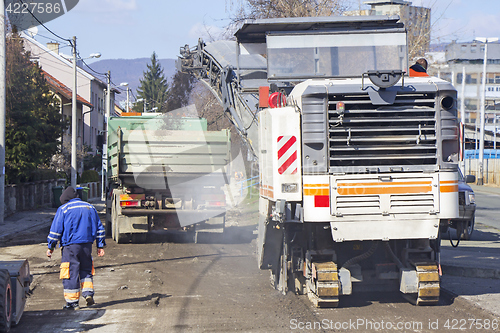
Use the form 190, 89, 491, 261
22, 34, 110, 154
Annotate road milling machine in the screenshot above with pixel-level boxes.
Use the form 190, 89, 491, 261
178, 15, 459, 307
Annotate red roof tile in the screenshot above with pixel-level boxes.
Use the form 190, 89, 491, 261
41, 70, 93, 108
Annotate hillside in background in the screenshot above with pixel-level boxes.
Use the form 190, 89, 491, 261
90, 58, 177, 102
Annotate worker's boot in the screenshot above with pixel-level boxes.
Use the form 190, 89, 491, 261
85, 295, 95, 306
63, 302, 80, 310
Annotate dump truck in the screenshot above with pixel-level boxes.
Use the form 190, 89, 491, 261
106, 114, 231, 243
179, 15, 459, 306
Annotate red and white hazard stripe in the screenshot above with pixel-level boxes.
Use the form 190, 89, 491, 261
277, 135, 297, 175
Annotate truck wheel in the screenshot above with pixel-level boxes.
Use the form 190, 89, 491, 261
105, 219, 112, 237
220, 215, 226, 233
116, 231, 130, 244
114, 216, 129, 244
112, 191, 131, 244
111, 194, 117, 242
105, 200, 112, 237
131, 234, 147, 243
0, 269, 12, 333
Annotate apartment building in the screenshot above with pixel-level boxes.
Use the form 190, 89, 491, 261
442, 41, 500, 127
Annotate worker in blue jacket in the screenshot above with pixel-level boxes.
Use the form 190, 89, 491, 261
46, 186, 106, 310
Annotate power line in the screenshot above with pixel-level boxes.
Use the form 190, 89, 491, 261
18, 0, 71, 43
31, 32, 70, 44
129, 89, 138, 101
15, 3, 121, 93
79, 58, 107, 77
29, 43, 72, 58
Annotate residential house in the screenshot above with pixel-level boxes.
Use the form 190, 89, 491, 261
22, 33, 119, 157
113, 103, 125, 117
42, 70, 93, 155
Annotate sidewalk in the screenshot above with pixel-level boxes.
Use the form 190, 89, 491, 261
470, 183, 500, 196
441, 224, 500, 280
440, 182, 500, 279
440, 221, 500, 318
0, 199, 105, 240
440, 184, 500, 317
0, 207, 56, 239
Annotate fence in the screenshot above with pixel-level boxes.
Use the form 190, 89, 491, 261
78, 182, 102, 199
237, 176, 260, 197
463, 150, 500, 185
4, 179, 101, 217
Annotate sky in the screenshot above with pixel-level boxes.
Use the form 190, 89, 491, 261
23, 0, 500, 62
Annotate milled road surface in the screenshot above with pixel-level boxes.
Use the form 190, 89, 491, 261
3, 202, 498, 332
475, 191, 500, 230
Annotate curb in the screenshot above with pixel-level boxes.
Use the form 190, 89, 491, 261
470, 185, 500, 196
0, 219, 53, 239
442, 264, 500, 280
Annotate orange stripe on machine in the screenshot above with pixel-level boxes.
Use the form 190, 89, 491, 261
338, 185, 433, 196
439, 180, 458, 193
337, 180, 431, 187
335, 180, 457, 195
304, 184, 330, 207
336, 181, 433, 196
260, 184, 274, 198
304, 184, 329, 196
304, 188, 329, 196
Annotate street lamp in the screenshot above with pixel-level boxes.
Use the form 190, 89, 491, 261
120, 82, 130, 112
476, 37, 499, 185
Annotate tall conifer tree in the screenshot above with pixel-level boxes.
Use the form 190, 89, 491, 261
164, 72, 195, 112
135, 52, 169, 112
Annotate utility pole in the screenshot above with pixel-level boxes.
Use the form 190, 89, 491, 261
126, 87, 130, 112
460, 66, 466, 174
71, 36, 77, 189
477, 37, 499, 185
102, 71, 111, 200
478, 42, 487, 185
0, 1, 6, 224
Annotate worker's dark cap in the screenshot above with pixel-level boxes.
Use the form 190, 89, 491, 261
60, 186, 78, 204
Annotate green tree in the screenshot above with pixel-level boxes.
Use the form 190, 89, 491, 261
134, 52, 169, 113
5, 32, 66, 183
164, 71, 196, 112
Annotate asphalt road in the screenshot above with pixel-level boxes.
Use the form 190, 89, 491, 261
2, 201, 498, 332
475, 191, 500, 231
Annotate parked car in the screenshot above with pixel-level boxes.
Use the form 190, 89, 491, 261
450, 170, 476, 240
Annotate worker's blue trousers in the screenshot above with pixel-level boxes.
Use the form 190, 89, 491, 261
60, 243, 94, 304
